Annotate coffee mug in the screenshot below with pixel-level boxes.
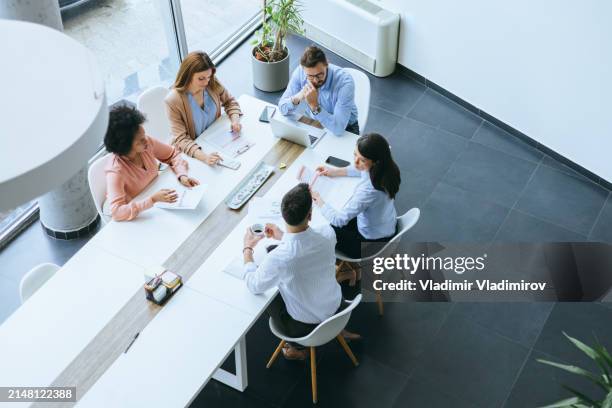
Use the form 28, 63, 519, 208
250, 223, 265, 236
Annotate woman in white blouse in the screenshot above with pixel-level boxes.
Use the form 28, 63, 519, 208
311, 133, 401, 281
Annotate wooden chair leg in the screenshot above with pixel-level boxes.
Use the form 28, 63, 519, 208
375, 291, 384, 316
336, 335, 359, 367
266, 340, 286, 369
310, 347, 318, 404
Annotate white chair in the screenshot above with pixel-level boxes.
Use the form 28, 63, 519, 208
344, 68, 371, 134
266, 295, 362, 404
137, 86, 172, 143
336, 208, 421, 315
19, 263, 60, 303
88, 154, 111, 224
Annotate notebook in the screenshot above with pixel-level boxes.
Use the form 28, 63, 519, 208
155, 185, 206, 210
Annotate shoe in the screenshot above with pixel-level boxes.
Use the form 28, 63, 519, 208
282, 346, 307, 361
336, 268, 357, 286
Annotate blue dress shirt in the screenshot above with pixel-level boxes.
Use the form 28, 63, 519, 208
188, 90, 218, 135
278, 64, 358, 136
320, 167, 397, 239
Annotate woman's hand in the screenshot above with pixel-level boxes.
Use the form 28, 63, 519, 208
265, 223, 283, 240
311, 190, 324, 207
179, 176, 200, 188
230, 120, 242, 134
152, 189, 178, 203
315, 165, 342, 177
202, 152, 222, 166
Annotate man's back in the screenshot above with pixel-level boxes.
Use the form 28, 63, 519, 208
246, 224, 341, 324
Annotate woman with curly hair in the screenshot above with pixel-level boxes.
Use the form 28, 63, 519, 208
103, 105, 199, 221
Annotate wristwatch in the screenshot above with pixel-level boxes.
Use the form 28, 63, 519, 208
311, 105, 321, 115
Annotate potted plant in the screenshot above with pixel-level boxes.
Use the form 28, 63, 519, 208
537, 332, 612, 407
251, 0, 304, 92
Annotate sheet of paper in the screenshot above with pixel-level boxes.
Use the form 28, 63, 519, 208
223, 257, 246, 280
154, 184, 206, 210
248, 196, 283, 224
297, 166, 335, 200
207, 131, 254, 157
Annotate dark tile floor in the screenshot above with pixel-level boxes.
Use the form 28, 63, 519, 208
0, 34, 611, 408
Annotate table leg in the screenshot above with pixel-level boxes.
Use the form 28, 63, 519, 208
212, 336, 248, 391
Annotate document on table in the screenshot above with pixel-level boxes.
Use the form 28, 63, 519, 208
223, 257, 246, 280
207, 131, 255, 158
155, 185, 206, 210
297, 166, 337, 200
297, 165, 360, 210
248, 196, 283, 224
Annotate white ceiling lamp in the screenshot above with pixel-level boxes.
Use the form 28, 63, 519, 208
0, 19, 108, 212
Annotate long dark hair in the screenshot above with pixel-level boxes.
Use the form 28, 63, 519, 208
357, 133, 401, 199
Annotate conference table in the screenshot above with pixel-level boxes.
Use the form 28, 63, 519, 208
0, 94, 359, 407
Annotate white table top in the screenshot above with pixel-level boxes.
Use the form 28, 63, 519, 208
76, 287, 253, 408
88, 95, 278, 269
0, 245, 146, 391
0, 93, 360, 407
77, 110, 360, 406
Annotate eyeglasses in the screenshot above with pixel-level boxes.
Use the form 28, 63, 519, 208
305, 72, 325, 81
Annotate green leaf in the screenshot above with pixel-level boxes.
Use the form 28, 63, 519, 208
537, 359, 610, 392
537, 396, 582, 408
564, 332, 611, 384
603, 391, 612, 408
562, 384, 600, 407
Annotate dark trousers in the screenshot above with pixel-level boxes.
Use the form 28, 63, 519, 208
267, 295, 348, 342
333, 218, 396, 259
345, 121, 360, 135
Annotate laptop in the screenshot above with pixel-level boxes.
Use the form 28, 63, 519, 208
270, 115, 325, 148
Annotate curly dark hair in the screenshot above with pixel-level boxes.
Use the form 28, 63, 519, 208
104, 105, 146, 155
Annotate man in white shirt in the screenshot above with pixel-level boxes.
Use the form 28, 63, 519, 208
242, 183, 343, 360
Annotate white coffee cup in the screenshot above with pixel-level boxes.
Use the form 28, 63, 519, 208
250, 223, 265, 237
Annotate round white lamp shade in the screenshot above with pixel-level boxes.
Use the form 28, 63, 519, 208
0, 20, 108, 212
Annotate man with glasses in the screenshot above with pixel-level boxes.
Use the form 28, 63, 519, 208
278, 45, 360, 136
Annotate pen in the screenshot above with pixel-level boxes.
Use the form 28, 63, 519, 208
124, 332, 140, 353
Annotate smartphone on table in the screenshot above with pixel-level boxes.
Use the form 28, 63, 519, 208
325, 156, 350, 168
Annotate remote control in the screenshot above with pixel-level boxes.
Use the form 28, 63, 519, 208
225, 162, 274, 209
219, 157, 241, 170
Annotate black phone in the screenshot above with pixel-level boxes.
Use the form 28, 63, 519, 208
325, 156, 350, 168
259, 106, 276, 123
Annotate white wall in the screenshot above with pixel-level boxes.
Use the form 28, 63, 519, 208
379, 0, 612, 182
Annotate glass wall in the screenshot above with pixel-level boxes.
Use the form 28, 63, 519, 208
61, 0, 180, 103
180, 0, 260, 55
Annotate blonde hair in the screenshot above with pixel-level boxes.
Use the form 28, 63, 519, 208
173, 51, 221, 94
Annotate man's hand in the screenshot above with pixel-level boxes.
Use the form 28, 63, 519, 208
304, 82, 319, 111
264, 223, 283, 240
244, 228, 263, 249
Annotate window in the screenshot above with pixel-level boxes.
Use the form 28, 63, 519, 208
61, 0, 181, 103
179, 0, 260, 56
